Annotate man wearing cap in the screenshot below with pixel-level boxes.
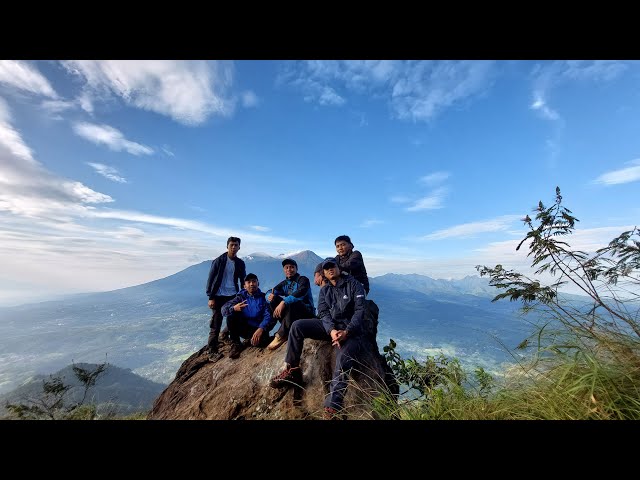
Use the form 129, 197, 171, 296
265, 258, 315, 351
313, 262, 328, 288
334, 235, 369, 295
221, 273, 274, 359
269, 257, 371, 419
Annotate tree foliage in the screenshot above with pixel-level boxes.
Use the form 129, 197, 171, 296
5, 362, 108, 420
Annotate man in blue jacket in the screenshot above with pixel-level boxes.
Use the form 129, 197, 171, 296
269, 257, 371, 419
204, 236, 247, 361
221, 273, 273, 359
265, 258, 315, 351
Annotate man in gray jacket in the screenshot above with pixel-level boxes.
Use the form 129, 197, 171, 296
269, 257, 370, 419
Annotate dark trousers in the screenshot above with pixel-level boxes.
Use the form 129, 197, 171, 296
285, 318, 366, 411
226, 312, 271, 347
269, 295, 313, 340
207, 294, 235, 351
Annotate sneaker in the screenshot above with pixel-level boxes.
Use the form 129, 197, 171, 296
207, 348, 223, 362
323, 407, 341, 420
267, 333, 287, 351
269, 366, 302, 388
228, 343, 244, 359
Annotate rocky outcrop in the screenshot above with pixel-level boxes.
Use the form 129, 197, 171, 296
147, 337, 397, 420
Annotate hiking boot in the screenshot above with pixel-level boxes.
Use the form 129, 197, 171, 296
219, 328, 230, 343
228, 343, 244, 359
269, 366, 302, 388
207, 348, 223, 362
323, 407, 341, 420
267, 333, 287, 351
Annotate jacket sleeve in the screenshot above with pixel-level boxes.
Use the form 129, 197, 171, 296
272, 279, 286, 297
205, 257, 219, 299
221, 292, 243, 317
345, 280, 367, 336
318, 287, 335, 335
283, 276, 311, 304
259, 298, 273, 331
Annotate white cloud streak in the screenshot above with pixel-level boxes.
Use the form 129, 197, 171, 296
419, 171, 450, 186
87, 162, 127, 183
420, 215, 523, 240
250, 225, 271, 232
359, 219, 384, 228
73, 122, 153, 155
61, 60, 235, 126
0, 60, 58, 98
593, 159, 640, 185
406, 187, 448, 212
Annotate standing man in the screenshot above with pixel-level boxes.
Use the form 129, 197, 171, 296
221, 273, 274, 359
265, 258, 315, 351
334, 235, 370, 295
204, 236, 246, 361
269, 257, 372, 419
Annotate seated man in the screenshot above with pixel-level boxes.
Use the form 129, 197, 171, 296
313, 262, 328, 288
265, 258, 315, 351
221, 273, 274, 359
334, 235, 370, 295
269, 258, 371, 419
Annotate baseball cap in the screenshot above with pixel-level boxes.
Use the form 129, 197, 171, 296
321, 257, 337, 270
282, 258, 298, 268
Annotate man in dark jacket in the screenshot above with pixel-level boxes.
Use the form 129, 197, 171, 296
265, 258, 315, 351
269, 257, 371, 419
221, 273, 273, 359
334, 235, 370, 294
204, 236, 246, 361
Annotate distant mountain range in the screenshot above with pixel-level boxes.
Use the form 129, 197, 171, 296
0, 362, 165, 418
0, 250, 541, 396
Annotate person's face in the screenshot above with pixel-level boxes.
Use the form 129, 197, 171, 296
227, 241, 240, 257
284, 264, 297, 279
314, 271, 325, 286
244, 278, 258, 294
335, 240, 351, 256
323, 264, 340, 281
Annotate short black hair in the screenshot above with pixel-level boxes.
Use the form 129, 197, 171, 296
334, 235, 352, 246
282, 258, 298, 268
227, 236, 241, 246
244, 273, 258, 282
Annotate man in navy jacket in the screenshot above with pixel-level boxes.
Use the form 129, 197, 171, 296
221, 273, 273, 359
204, 236, 246, 361
269, 257, 371, 419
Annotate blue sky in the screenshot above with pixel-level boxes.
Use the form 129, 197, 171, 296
0, 60, 638, 305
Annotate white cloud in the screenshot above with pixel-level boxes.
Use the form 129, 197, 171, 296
241, 90, 259, 108
360, 219, 384, 228
531, 60, 629, 123
390, 195, 410, 204
593, 159, 640, 185
41, 99, 76, 118
0, 60, 58, 98
161, 145, 175, 157
0, 97, 36, 163
61, 60, 235, 125
87, 162, 127, 183
406, 187, 447, 212
280, 60, 496, 121
420, 215, 523, 240
73, 122, 153, 155
250, 225, 271, 232
419, 171, 450, 186
531, 93, 560, 121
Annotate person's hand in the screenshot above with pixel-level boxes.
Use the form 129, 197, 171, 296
267, 292, 274, 302
233, 301, 248, 312
273, 301, 285, 318
330, 329, 341, 348
251, 328, 264, 346
208, 299, 215, 309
